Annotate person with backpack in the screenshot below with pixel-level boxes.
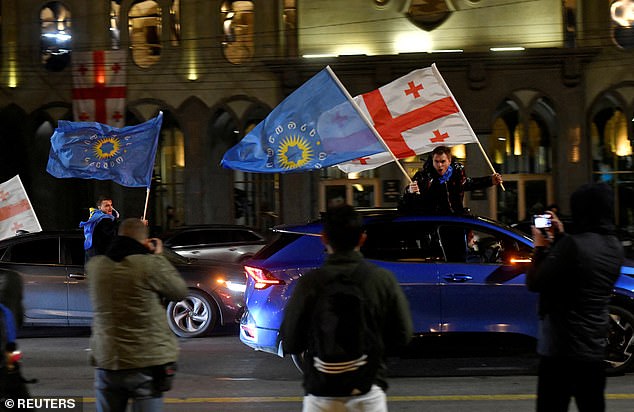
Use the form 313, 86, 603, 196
280, 204, 413, 412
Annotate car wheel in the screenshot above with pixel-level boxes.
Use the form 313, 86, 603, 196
605, 305, 634, 375
167, 290, 219, 338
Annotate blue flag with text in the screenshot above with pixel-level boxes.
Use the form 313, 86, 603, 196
46, 112, 162, 188
220, 68, 384, 173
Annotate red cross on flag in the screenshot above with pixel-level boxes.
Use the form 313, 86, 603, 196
72, 50, 126, 126
337, 64, 479, 173
0, 175, 42, 241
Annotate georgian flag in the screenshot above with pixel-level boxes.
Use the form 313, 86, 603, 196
0, 175, 42, 241
72, 50, 127, 126
337, 64, 479, 173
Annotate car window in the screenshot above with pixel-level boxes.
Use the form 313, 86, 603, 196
168, 231, 205, 247
64, 237, 86, 265
198, 229, 232, 243
438, 224, 531, 264
362, 221, 444, 262
231, 229, 262, 242
169, 230, 233, 246
7, 238, 60, 264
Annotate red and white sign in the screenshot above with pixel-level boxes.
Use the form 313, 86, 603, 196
0, 175, 42, 241
338, 64, 478, 173
72, 50, 126, 126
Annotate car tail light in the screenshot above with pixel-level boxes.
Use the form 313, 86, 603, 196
244, 265, 285, 290
510, 257, 532, 264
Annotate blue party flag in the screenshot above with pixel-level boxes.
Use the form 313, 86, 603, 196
46, 112, 162, 188
220, 67, 384, 173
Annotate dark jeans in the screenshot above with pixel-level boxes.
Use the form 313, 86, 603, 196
536, 356, 606, 412
95, 368, 163, 412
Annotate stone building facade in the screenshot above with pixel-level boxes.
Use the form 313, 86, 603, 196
0, 0, 631, 234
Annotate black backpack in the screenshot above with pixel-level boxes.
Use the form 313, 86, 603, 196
308, 262, 380, 396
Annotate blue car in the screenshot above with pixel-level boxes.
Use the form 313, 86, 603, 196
240, 211, 634, 374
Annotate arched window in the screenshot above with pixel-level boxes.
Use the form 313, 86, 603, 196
490, 97, 553, 174
490, 96, 555, 224
128, 0, 162, 68
592, 106, 632, 180
40, 2, 71, 71
590, 97, 633, 228
221, 1, 255, 64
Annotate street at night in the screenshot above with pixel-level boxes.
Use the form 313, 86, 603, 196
13, 327, 634, 412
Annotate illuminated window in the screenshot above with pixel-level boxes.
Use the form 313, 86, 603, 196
221, 1, 255, 64
490, 98, 553, 174
169, 0, 180, 46
128, 0, 162, 68
155, 111, 185, 231
110, 1, 120, 49
283, 0, 297, 58
590, 95, 634, 228
40, 2, 71, 71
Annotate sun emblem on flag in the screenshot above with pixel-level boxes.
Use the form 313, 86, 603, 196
93, 137, 121, 159
277, 135, 314, 169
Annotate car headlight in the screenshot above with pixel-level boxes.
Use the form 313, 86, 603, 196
216, 278, 246, 293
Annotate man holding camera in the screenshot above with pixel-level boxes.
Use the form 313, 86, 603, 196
87, 218, 188, 412
526, 183, 624, 412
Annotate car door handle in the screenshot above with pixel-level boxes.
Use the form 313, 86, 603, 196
68, 273, 86, 280
190, 251, 200, 254
443, 274, 473, 283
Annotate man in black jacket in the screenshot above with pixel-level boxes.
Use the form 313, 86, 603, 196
80, 196, 120, 259
400, 145, 502, 214
526, 183, 624, 412
280, 205, 412, 412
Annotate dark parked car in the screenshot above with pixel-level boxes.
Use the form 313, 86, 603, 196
0, 230, 245, 338
240, 211, 634, 374
160, 224, 268, 263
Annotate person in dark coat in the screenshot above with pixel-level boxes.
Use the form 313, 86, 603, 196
80, 196, 119, 259
400, 145, 503, 214
526, 182, 624, 412
280, 205, 412, 412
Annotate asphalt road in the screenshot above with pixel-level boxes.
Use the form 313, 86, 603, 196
10, 327, 634, 411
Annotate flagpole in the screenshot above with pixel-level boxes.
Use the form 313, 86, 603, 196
325, 66, 413, 184
431, 64, 505, 191
142, 187, 150, 222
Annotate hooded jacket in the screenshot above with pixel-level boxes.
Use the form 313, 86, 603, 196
526, 183, 624, 361
87, 236, 188, 370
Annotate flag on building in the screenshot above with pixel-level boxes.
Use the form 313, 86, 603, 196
220, 67, 384, 173
0, 175, 42, 241
46, 112, 163, 188
72, 50, 126, 126
337, 64, 479, 173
